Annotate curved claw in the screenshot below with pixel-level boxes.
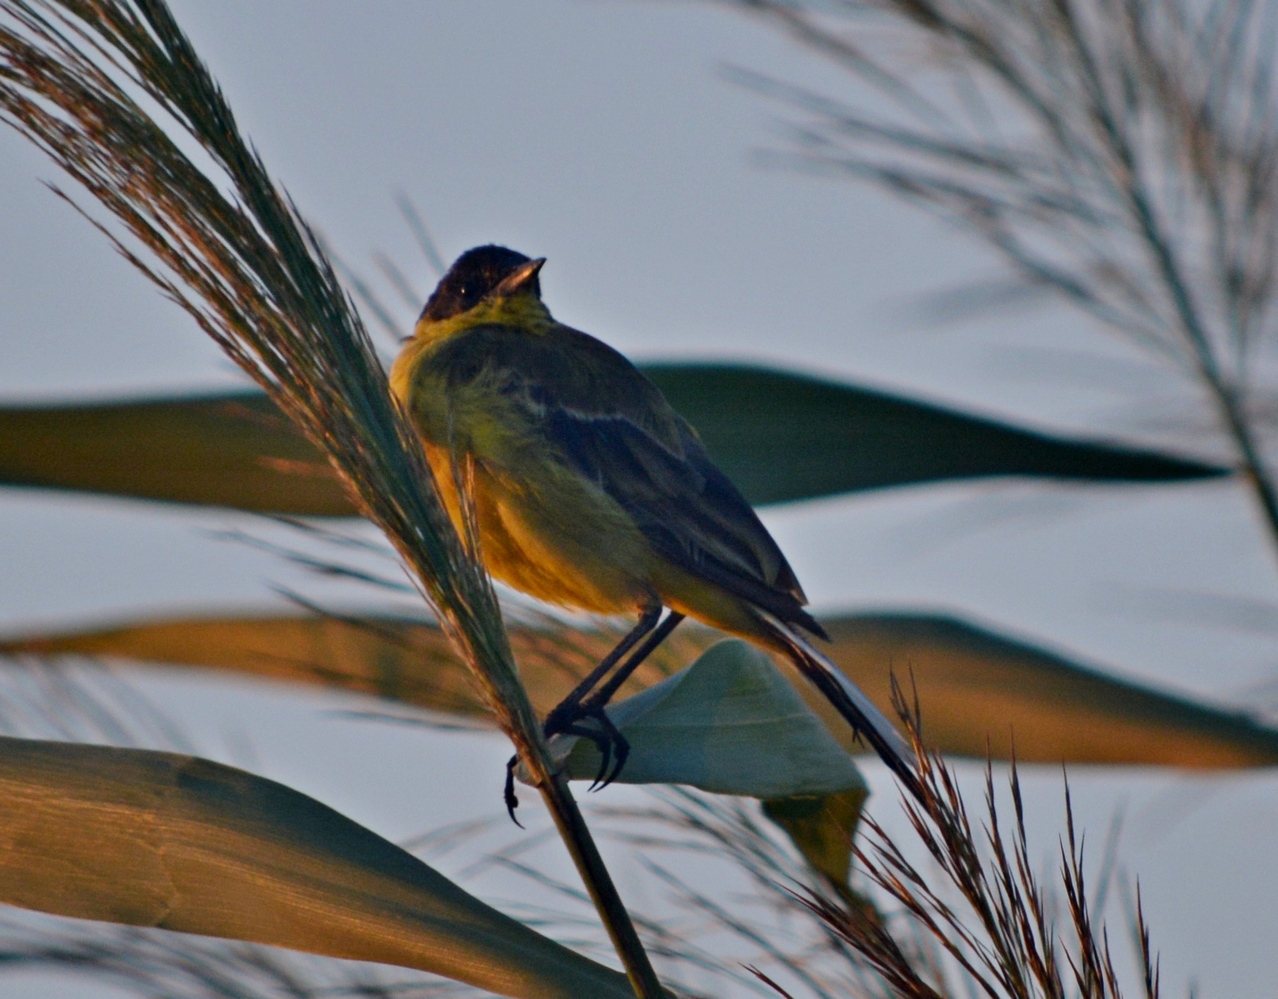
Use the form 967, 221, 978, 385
588, 736, 614, 793
594, 730, 631, 792
575, 702, 631, 791
536, 701, 634, 795
556, 719, 615, 791
551, 707, 632, 791
503, 755, 525, 828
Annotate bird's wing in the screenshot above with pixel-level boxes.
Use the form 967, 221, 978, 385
432, 324, 822, 634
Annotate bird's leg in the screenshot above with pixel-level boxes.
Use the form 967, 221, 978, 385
580, 611, 685, 789
504, 608, 686, 819
503, 602, 661, 822
588, 611, 686, 710
541, 601, 662, 738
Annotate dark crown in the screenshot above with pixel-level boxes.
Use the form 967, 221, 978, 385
420, 245, 540, 322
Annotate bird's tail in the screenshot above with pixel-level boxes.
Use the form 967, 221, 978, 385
757, 610, 922, 799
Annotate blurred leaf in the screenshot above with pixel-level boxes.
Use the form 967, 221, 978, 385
531, 640, 867, 798
805, 614, 1278, 768
0, 611, 696, 720
5, 610, 1276, 769
0, 393, 350, 515
0, 367, 1227, 514
4, 605, 1272, 771
0, 736, 639, 999
762, 788, 868, 888
644, 364, 1230, 504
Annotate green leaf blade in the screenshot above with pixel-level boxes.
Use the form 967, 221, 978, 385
762, 788, 868, 887
539, 639, 870, 886
644, 364, 1230, 504
548, 640, 867, 798
0, 367, 1228, 514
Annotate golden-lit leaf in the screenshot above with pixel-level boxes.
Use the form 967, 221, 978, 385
0, 611, 694, 719
805, 614, 1278, 768
0, 375, 1228, 514
0, 736, 639, 999
4, 611, 1276, 768
0, 393, 351, 515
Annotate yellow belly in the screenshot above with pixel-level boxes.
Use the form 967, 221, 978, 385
423, 441, 655, 615
393, 343, 777, 645
424, 443, 778, 650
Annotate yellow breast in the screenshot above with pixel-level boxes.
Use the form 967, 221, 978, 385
391, 336, 655, 615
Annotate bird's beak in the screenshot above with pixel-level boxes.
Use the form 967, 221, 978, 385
493, 257, 546, 297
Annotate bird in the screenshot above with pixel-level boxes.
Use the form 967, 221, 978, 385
390, 245, 917, 814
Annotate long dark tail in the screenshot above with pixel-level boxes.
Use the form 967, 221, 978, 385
758, 610, 923, 801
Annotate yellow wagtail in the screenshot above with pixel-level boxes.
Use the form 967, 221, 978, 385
391, 246, 916, 811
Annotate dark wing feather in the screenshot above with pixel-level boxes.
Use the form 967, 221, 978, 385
432, 324, 824, 636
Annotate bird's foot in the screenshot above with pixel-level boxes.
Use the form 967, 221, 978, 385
503, 700, 633, 827
546, 698, 630, 791
502, 702, 631, 823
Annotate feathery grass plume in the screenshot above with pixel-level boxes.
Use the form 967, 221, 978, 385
0, 0, 521, 745
756, 718, 1160, 999
727, 0, 1278, 552
0, 2, 662, 992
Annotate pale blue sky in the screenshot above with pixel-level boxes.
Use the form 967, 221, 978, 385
1, 3, 1276, 996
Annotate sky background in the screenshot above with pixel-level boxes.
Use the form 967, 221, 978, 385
1, 2, 1277, 996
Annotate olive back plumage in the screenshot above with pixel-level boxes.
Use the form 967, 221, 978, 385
417, 322, 825, 638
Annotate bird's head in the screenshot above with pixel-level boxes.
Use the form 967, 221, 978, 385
418, 245, 547, 325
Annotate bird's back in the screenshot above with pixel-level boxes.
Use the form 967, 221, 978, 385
393, 319, 824, 639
